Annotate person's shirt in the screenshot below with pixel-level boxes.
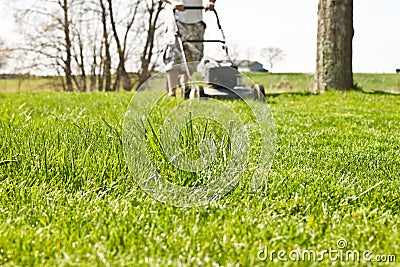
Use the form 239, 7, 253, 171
174, 0, 203, 24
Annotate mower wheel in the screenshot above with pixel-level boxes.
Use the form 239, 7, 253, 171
197, 85, 206, 98
253, 83, 266, 102
181, 84, 191, 99
190, 85, 206, 99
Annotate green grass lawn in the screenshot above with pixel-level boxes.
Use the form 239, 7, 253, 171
0, 89, 399, 266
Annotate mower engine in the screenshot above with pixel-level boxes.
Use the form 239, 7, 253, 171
204, 64, 242, 89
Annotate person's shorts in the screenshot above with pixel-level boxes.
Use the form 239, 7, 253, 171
163, 20, 206, 73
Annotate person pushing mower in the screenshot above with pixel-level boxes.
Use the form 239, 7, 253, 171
163, 0, 216, 98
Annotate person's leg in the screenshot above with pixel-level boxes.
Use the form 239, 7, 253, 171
166, 69, 180, 97
164, 19, 182, 97
164, 21, 205, 97
181, 73, 188, 84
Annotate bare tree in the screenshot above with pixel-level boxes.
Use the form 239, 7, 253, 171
80, 0, 106, 92
0, 39, 7, 70
97, 39, 105, 91
13, 0, 81, 91
62, 0, 73, 91
261, 47, 286, 72
89, 31, 101, 91
72, 30, 87, 92
137, 0, 164, 89
314, 0, 354, 93
98, 0, 112, 91
10, 0, 166, 91
107, 0, 140, 91
229, 44, 240, 61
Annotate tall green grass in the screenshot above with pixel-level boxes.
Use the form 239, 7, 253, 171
0, 90, 399, 266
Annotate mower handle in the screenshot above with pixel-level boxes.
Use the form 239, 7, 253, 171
182, 6, 205, 10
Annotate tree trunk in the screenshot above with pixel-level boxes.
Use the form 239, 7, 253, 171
100, 0, 112, 92
63, 0, 73, 92
97, 40, 105, 92
72, 32, 87, 92
90, 50, 98, 91
314, 0, 354, 93
78, 33, 87, 92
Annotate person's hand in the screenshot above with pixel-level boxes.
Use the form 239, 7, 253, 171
172, 1, 185, 11
205, 2, 215, 11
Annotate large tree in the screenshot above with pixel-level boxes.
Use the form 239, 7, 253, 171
314, 0, 354, 93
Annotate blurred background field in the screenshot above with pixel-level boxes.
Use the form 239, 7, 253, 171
247, 72, 400, 94
1, 72, 399, 94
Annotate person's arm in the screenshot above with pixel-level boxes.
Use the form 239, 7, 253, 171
164, 0, 185, 11
205, 0, 216, 11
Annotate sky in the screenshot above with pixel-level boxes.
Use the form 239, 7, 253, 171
0, 0, 399, 73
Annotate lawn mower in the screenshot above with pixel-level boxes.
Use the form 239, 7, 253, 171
174, 6, 266, 101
